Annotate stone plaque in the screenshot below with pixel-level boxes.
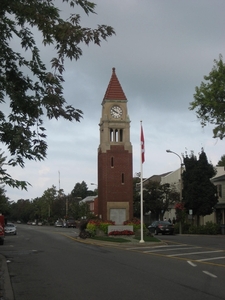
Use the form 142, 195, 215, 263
110, 208, 126, 225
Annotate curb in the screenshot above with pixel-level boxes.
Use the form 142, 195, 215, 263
72, 235, 166, 248
0, 255, 14, 300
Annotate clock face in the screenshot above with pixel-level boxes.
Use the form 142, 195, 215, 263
110, 105, 123, 118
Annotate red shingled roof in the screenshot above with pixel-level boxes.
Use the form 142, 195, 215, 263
103, 68, 127, 100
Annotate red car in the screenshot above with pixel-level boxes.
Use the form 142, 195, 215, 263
0, 225, 5, 245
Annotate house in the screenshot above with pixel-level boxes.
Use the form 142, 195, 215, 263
79, 196, 98, 216
211, 167, 225, 225
160, 166, 225, 225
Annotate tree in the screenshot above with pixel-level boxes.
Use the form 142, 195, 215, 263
182, 150, 218, 224
133, 176, 179, 220
0, 150, 28, 189
0, 1, 115, 189
133, 177, 141, 217
0, 186, 11, 215
41, 185, 59, 219
71, 181, 88, 199
143, 181, 178, 221
189, 55, 225, 140
10, 199, 33, 223
217, 154, 225, 167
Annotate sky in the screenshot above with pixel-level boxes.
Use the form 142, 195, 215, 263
4, 0, 225, 201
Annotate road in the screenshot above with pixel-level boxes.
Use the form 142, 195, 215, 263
0, 224, 224, 300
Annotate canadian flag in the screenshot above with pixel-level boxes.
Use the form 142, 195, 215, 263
141, 124, 145, 163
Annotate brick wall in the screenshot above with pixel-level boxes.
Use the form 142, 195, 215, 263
98, 145, 133, 221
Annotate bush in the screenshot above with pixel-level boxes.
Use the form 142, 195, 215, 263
188, 225, 198, 234
174, 223, 179, 234
86, 219, 115, 236
98, 220, 115, 234
204, 221, 220, 235
186, 221, 220, 235
124, 218, 146, 233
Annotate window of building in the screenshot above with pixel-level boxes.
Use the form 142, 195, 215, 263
119, 129, 123, 142
109, 128, 123, 142
121, 173, 124, 184
217, 184, 222, 197
111, 157, 114, 167
110, 129, 113, 142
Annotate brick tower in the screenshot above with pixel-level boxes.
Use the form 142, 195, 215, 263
97, 68, 133, 224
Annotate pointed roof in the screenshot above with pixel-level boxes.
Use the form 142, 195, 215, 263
103, 68, 127, 100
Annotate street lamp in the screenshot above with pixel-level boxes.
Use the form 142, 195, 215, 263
166, 150, 183, 201
91, 183, 98, 188
90, 183, 98, 193
166, 149, 183, 234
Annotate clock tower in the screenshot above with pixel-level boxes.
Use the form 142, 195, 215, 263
97, 68, 133, 223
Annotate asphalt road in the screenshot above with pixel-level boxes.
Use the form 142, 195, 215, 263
0, 224, 224, 300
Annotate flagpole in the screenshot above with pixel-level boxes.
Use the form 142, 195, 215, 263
140, 121, 145, 243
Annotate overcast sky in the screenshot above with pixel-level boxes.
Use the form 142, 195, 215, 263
5, 0, 225, 201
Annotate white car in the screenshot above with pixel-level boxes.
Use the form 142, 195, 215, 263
5, 223, 17, 235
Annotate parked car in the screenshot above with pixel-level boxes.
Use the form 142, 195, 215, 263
66, 219, 77, 228
55, 220, 63, 227
0, 225, 5, 245
148, 221, 174, 235
4, 223, 17, 235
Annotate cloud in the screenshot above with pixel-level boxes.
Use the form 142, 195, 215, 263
3, 0, 225, 201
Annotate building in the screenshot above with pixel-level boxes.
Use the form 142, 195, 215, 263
160, 166, 225, 225
97, 68, 133, 223
211, 167, 225, 225
79, 196, 98, 215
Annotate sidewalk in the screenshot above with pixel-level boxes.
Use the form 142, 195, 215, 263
0, 254, 14, 300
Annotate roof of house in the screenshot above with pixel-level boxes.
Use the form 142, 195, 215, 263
143, 172, 172, 184
136, 172, 172, 187
211, 174, 225, 182
103, 68, 127, 101
79, 196, 98, 204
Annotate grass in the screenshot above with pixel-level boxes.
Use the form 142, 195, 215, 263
91, 236, 131, 243
134, 235, 161, 242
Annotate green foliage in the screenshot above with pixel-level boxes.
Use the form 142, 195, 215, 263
87, 219, 115, 236
92, 236, 131, 243
182, 150, 218, 219
98, 221, 114, 234
0, 150, 29, 190
0, 0, 115, 188
217, 155, 225, 167
175, 221, 220, 235
0, 186, 11, 215
133, 177, 141, 217
10, 199, 34, 223
141, 181, 179, 220
86, 222, 97, 236
190, 54, 225, 140
188, 222, 220, 235
71, 181, 88, 199
124, 217, 145, 232
173, 223, 180, 234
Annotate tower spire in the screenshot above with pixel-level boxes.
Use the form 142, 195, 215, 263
103, 68, 127, 101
